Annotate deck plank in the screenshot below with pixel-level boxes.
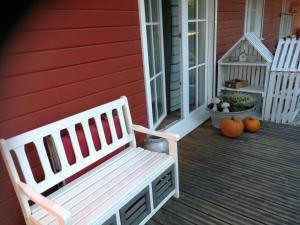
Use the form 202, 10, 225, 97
147, 121, 300, 225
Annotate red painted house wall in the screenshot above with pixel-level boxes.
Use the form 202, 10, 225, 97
263, 0, 283, 52
216, 0, 245, 59
0, 1, 147, 224
217, 0, 283, 59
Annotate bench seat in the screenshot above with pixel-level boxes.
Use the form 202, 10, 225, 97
31, 147, 174, 225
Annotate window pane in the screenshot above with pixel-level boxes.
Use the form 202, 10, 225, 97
188, 0, 196, 20
153, 25, 162, 74
251, 0, 257, 10
198, 65, 205, 107
189, 69, 196, 112
198, 0, 206, 19
156, 75, 165, 118
198, 22, 206, 64
151, 0, 160, 22
145, 0, 150, 22
146, 26, 154, 77
151, 80, 157, 123
188, 22, 196, 67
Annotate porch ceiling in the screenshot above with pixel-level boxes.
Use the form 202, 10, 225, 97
148, 121, 300, 225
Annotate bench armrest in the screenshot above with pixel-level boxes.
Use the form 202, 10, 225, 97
18, 182, 72, 225
131, 125, 180, 142
131, 124, 180, 198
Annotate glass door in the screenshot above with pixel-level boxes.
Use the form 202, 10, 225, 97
187, 0, 208, 112
144, 0, 167, 128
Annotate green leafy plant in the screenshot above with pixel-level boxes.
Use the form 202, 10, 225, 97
208, 92, 255, 112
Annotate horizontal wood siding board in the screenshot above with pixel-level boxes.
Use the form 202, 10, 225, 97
0, 80, 146, 138
0, 54, 143, 100
0, 2, 147, 225
17, 10, 139, 31
0, 40, 142, 77
5, 26, 141, 54
216, 0, 245, 59
38, 0, 139, 11
0, 67, 144, 121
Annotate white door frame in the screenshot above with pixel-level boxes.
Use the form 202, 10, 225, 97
138, 0, 217, 139
138, 0, 167, 129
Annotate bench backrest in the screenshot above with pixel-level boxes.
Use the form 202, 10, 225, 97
1, 96, 136, 195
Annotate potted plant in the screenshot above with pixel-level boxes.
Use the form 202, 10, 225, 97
207, 92, 255, 128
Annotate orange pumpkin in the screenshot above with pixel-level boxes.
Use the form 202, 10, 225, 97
243, 117, 260, 132
220, 118, 244, 138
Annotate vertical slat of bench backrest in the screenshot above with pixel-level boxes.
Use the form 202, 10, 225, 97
34, 138, 55, 179
106, 111, 118, 143
81, 119, 97, 156
67, 125, 84, 163
94, 116, 108, 149
14, 146, 37, 187
1, 97, 135, 194
51, 131, 70, 170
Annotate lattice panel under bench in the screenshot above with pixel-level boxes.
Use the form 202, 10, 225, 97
218, 33, 273, 118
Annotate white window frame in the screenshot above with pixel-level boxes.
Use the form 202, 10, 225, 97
244, 0, 265, 38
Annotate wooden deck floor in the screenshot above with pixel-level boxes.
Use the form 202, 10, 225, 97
148, 121, 300, 225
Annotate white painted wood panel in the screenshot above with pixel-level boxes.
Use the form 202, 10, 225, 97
265, 38, 300, 124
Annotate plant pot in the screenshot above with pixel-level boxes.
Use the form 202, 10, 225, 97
144, 135, 169, 154
208, 107, 255, 128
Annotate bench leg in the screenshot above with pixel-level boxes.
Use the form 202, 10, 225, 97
168, 140, 180, 198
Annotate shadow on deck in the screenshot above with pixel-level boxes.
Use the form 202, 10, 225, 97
148, 121, 300, 225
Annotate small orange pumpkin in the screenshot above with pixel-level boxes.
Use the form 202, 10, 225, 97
243, 117, 260, 132
220, 117, 244, 138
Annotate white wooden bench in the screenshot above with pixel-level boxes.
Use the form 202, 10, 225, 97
0, 96, 179, 225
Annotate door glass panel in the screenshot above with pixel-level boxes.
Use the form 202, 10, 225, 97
147, 26, 154, 77
156, 75, 164, 118
251, 0, 257, 9
189, 69, 196, 112
144, 0, 166, 128
187, 0, 207, 112
198, 22, 206, 64
188, 0, 196, 20
151, 0, 160, 22
198, 0, 206, 19
153, 25, 162, 74
150, 80, 157, 123
145, 0, 150, 22
198, 65, 205, 107
188, 22, 196, 67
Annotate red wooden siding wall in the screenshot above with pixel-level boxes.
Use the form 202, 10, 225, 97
217, 0, 246, 59
263, 0, 283, 52
217, 0, 283, 59
0, 1, 147, 224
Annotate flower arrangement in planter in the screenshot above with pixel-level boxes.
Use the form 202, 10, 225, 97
207, 92, 256, 128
